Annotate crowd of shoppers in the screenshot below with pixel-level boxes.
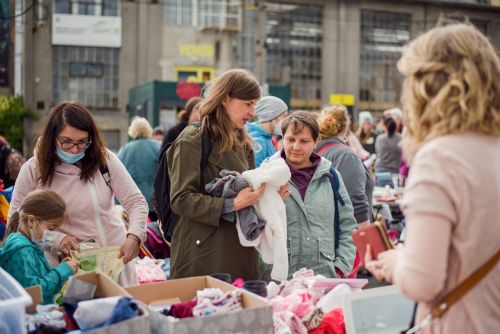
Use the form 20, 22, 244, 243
0, 22, 498, 334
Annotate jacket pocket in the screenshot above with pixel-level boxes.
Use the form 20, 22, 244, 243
317, 237, 335, 263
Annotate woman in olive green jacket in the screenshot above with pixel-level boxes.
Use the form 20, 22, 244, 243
167, 69, 265, 280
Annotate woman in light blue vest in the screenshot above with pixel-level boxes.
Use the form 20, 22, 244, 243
272, 111, 357, 279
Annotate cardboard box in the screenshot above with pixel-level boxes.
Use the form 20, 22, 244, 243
25, 285, 42, 314
126, 276, 273, 334
26, 272, 151, 334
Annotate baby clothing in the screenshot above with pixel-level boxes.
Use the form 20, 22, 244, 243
241, 157, 291, 282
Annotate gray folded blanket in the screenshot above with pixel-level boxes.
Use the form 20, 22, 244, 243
205, 170, 266, 241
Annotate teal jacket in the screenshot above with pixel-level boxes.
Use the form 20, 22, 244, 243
0, 233, 73, 304
283, 157, 357, 278
246, 122, 276, 167
117, 137, 161, 212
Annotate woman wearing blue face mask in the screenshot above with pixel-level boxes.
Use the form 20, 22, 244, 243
8, 101, 148, 286
0, 190, 79, 304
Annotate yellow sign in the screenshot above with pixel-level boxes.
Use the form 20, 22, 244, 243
329, 94, 355, 106
178, 44, 215, 58
175, 66, 216, 83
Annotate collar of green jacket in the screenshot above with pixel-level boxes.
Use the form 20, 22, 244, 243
0, 232, 43, 266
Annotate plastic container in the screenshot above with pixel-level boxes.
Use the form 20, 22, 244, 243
0, 267, 33, 334
209, 273, 232, 284
243, 280, 268, 298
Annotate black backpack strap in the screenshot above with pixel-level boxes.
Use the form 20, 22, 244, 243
99, 164, 112, 189
328, 166, 345, 251
200, 126, 212, 170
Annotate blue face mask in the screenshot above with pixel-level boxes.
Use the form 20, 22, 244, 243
55, 148, 85, 164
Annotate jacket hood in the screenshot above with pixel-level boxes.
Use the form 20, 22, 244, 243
0, 233, 41, 266
246, 122, 272, 140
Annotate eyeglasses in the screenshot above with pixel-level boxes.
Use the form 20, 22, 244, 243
56, 137, 92, 150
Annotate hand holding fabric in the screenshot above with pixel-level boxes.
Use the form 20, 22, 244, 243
233, 184, 265, 211
119, 234, 140, 264
278, 183, 290, 200
60, 235, 80, 255
62, 257, 80, 273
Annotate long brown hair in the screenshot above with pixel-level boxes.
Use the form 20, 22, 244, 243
200, 69, 261, 152
181, 96, 203, 123
3, 190, 66, 242
37, 101, 108, 186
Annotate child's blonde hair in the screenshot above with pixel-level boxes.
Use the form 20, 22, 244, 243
4, 190, 66, 242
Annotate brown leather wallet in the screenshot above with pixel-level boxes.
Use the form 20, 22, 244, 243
352, 221, 394, 264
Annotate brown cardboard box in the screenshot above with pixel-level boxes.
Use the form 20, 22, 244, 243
26, 272, 151, 334
25, 286, 42, 314
126, 276, 273, 334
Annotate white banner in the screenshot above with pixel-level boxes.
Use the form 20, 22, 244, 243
52, 14, 121, 48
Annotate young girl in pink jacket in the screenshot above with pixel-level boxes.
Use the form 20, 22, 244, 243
8, 101, 148, 286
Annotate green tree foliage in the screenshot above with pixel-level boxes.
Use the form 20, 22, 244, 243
0, 96, 37, 153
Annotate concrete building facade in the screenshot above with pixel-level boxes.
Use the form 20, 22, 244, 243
255, 0, 500, 114
15, 0, 500, 153
19, 0, 246, 153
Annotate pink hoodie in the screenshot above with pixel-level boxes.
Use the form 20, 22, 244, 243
8, 150, 148, 285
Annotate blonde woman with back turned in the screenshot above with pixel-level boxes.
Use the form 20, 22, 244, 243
365, 23, 500, 333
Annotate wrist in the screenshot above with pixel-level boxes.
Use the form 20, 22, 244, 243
233, 198, 241, 211
126, 233, 141, 244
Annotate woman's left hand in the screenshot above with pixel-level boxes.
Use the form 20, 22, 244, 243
364, 245, 400, 283
60, 235, 80, 255
119, 234, 140, 264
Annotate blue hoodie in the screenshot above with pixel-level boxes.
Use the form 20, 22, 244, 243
0, 233, 73, 304
246, 122, 276, 167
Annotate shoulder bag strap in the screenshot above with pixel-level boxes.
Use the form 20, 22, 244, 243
430, 247, 500, 319
317, 142, 342, 156
407, 248, 500, 333
99, 164, 112, 189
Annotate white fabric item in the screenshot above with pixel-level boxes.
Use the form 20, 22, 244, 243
241, 157, 291, 282
73, 296, 122, 330
316, 283, 353, 313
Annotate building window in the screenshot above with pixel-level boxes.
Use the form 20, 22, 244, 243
69, 62, 86, 77
53, 46, 119, 109
236, 0, 256, 72
199, 0, 223, 28
359, 10, 411, 106
265, 3, 323, 108
87, 63, 103, 77
54, 0, 119, 16
0, 0, 9, 86
165, 0, 194, 26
